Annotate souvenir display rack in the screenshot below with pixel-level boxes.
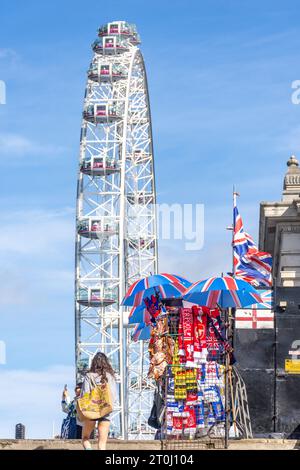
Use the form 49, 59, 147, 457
147, 299, 234, 449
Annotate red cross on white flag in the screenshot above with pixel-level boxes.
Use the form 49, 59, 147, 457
235, 307, 274, 329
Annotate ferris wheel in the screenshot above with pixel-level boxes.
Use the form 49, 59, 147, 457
75, 20, 158, 439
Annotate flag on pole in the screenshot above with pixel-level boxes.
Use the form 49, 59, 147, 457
235, 307, 274, 329
233, 194, 273, 287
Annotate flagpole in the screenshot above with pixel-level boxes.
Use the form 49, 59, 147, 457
230, 185, 238, 439
225, 187, 234, 448
225, 186, 238, 445
232, 185, 237, 276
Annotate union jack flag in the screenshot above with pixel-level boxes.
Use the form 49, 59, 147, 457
233, 194, 273, 287
252, 289, 274, 309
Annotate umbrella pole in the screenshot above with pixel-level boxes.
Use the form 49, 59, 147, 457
227, 307, 237, 436
229, 365, 237, 435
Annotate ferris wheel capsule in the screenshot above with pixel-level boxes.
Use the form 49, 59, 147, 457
98, 21, 141, 45
80, 156, 120, 176
87, 62, 127, 82
92, 36, 130, 55
77, 217, 118, 239
83, 103, 122, 123
77, 286, 117, 307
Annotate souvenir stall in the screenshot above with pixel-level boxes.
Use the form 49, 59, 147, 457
146, 298, 232, 443
123, 274, 260, 448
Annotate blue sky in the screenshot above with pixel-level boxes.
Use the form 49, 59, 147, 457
0, 0, 300, 437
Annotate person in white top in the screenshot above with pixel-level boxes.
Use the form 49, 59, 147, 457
81, 352, 117, 450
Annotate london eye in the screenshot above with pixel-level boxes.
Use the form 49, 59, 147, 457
75, 20, 158, 439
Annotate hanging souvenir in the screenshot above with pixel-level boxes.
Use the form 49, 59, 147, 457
180, 307, 194, 367
183, 405, 197, 436
195, 400, 205, 429
192, 305, 208, 363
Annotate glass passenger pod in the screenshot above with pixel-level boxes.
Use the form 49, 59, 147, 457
128, 238, 155, 249
80, 156, 120, 175
127, 192, 154, 205
77, 217, 118, 239
83, 103, 121, 123
88, 63, 126, 82
77, 287, 117, 307
92, 36, 129, 55
98, 21, 141, 45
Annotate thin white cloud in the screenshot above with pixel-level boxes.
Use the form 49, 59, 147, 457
0, 133, 67, 162
0, 208, 75, 256
0, 267, 74, 307
0, 134, 37, 155
0, 207, 75, 307
0, 48, 18, 61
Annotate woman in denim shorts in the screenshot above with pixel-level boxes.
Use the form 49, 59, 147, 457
81, 352, 117, 450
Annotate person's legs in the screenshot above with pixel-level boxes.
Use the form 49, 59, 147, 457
82, 420, 96, 449
97, 419, 110, 450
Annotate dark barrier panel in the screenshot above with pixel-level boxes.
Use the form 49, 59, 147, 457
275, 287, 300, 437
235, 329, 275, 435
235, 287, 300, 437
235, 330, 274, 369
237, 369, 274, 434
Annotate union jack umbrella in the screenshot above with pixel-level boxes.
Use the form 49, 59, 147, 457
183, 276, 262, 309
122, 273, 191, 306
132, 322, 151, 341
128, 305, 151, 325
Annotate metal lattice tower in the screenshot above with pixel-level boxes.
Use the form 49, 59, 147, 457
75, 20, 158, 439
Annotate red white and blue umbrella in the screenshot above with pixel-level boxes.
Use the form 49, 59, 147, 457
183, 276, 262, 309
132, 322, 151, 341
128, 306, 151, 325
122, 273, 191, 307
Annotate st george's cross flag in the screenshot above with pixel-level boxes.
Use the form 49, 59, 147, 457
235, 307, 274, 329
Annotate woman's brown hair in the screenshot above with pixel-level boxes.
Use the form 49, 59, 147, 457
89, 352, 116, 383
